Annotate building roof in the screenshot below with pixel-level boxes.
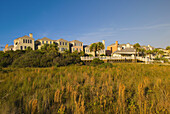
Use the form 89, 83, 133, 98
14, 35, 34, 40
37, 37, 53, 41
70, 40, 83, 43
55, 38, 68, 42
114, 48, 136, 54
8, 45, 14, 48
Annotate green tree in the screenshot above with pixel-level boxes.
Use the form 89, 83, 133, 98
133, 43, 141, 62
26, 46, 32, 52
166, 46, 170, 50
158, 50, 164, 58
90, 43, 97, 56
140, 48, 146, 57
97, 42, 105, 56
90, 42, 104, 56
146, 50, 153, 59
153, 48, 159, 57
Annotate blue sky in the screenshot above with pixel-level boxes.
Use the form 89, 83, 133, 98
0, 0, 170, 49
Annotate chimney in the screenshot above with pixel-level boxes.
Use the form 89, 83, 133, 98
102, 40, 105, 47
29, 33, 33, 38
115, 41, 118, 46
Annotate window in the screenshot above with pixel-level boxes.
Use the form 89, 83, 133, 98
75, 43, 76, 46
80, 48, 81, 51
42, 41, 44, 44
25, 46, 27, 49
28, 40, 29, 43
63, 42, 64, 45
60, 42, 61, 45
65, 42, 67, 45
81, 43, 82, 46
30, 40, 32, 43
23, 39, 25, 43
77, 48, 78, 51
61, 48, 64, 51
46, 41, 48, 44
50, 41, 52, 44
20, 46, 23, 50
73, 48, 75, 51
26, 40, 27, 43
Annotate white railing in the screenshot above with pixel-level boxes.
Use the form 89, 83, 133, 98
80, 56, 154, 63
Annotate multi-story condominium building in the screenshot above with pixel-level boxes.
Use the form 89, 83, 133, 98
69, 40, 83, 53
55, 38, 70, 52
36, 37, 55, 49
13, 33, 35, 51
84, 40, 105, 56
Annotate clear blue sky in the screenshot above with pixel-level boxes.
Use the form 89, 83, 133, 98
0, 0, 170, 49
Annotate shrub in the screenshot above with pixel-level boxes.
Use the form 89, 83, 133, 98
91, 58, 104, 66
99, 63, 115, 68
88, 54, 93, 57
12, 51, 43, 67
100, 54, 106, 56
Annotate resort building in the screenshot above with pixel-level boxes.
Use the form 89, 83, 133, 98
69, 40, 83, 53
55, 38, 70, 52
112, 43, 135, 57
107, 41, 119, 53
13, 33, 35, 51
36, 37, 55, 49
84, 40, 105, 56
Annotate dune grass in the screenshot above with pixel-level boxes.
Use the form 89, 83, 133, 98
0, 63, 169, 113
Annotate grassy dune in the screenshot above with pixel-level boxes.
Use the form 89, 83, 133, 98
0, 63, 170, 113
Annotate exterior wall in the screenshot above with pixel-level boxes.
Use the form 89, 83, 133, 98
14, 38, 35, 51
85, 47, 95, 56
37, 40, 54, 49
70, 41, 83, 53
55, 40, 69, 52
107, 41, 118, 53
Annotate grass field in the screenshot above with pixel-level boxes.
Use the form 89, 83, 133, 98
0, 63, 170, 113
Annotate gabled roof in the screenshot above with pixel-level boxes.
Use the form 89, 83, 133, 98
70, 40, 83, 43
14, 35, 34, 40
8, 45, 14, 48
37, 37, 53, 41
55, 38, 68, 42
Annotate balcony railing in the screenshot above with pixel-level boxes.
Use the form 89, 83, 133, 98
80, 56, 154, 62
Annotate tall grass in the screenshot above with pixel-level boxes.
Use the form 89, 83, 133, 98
0, 63, 169, 113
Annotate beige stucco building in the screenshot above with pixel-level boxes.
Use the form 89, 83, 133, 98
69, 40, 83, 53
13, 33, 35, 51
54, 38, 70, 52
84, 40, 105, 56
36, 37, 55, 49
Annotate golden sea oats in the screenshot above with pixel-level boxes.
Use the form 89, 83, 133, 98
31, 99, 38, 114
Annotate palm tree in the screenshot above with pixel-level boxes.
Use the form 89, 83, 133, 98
146, 50, 153, 59
97, 42, 105, 56
90, 42, 104, 57
158, 50, 164, 58
90, 43, 97, 57
153, 48, 159, 57
133, 43, 141, 62
140, 48, 146, 57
